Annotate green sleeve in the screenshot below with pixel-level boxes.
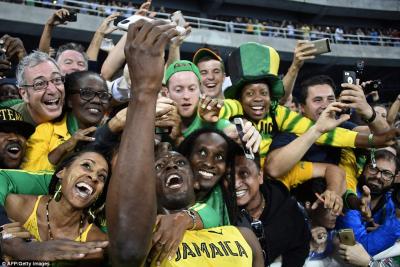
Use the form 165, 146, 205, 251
0, 169, 52, 205
0, 99, 23, 108
193, 185, 230, 228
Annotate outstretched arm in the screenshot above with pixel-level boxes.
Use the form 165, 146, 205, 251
105, 18, 178, 267
387, 94, 400, 126
38, 9, 70, 53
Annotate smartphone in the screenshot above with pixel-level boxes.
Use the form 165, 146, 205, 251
233, 118, 255, 160
343, 71, 356, 85
0, 42, 6, 61
117, 14, 186, 35
117, 15, 153, 31
310, 38, 331, 55
338, 228, 356, 246
114, 15, 127, 27
171, 11, 186, 27
64, 11, 77, 22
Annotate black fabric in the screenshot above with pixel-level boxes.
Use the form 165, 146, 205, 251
258, 179, 310, 267
0, 205, 11, 226
268, 121, 357, 165
88, 60, 99, 73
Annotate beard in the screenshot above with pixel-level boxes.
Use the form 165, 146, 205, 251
360, 174, 391, 197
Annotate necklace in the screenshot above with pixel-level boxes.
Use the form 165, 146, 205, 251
46, 197, 84, 241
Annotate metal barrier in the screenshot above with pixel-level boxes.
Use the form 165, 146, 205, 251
9, 0, 400, 47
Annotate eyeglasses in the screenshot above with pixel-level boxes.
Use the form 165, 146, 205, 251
367, 164, 395, 182
70, 88, 112, 104
22, 76, 65, 91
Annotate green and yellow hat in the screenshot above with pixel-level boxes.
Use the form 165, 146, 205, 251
164, 60, 201, 85
224, 42, 284, 101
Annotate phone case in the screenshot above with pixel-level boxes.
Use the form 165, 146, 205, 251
338, 229, 356, 246
311, 38, 331, 55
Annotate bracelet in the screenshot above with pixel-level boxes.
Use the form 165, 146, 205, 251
368, 133, 374, 148
363, 106, 376, 124
182, 209, 196, 230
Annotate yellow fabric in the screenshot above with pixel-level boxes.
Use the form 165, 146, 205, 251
339, 148, 358, 193
21, 115, 71, 172
279, 161, 313, 190
220, 100, 358, 161
151, 226, 253, 267
23, 195, 93, 242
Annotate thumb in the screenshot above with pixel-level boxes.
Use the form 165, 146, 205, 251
311, 199, 323, 210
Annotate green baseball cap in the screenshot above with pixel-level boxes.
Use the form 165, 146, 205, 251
224, 42, 284, 101
164, 60, 202, 84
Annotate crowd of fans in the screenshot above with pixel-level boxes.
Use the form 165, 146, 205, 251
0, 0, 400, 266
3, 0, 400, 46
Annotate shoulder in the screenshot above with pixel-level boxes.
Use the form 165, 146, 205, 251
86, 224, 108, 242
5, 194, 41, 223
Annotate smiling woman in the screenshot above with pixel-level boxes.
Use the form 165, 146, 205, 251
21, 71, 111, 172
4, 148, 109, 248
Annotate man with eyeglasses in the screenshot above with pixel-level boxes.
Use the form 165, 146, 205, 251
336, 149, 400, 256
1, 51, 65, 126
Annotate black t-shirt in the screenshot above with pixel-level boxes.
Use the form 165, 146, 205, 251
255, 180, 310, 267
268, 121, 357, 164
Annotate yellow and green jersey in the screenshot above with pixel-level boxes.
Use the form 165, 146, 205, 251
150, 226, 253, 267
220, 99, 358, 162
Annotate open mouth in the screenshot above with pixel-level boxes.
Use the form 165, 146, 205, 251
165, 174, 184, 189
43, 98, 60, 107
198, 170, 215, 180
205, 83, 216, 89
5, 142, 22, 159
74, 182, 94, 199
250, 105, 264, 115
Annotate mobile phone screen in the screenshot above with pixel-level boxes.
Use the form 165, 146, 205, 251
233, 118, 255, 160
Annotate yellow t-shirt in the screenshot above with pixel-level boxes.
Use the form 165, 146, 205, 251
151, 226, 253, 267
21, 115, 71, 172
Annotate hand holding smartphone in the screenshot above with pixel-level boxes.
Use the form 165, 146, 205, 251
233, 118, 255, 160
310, 38, 331, 55
338, 228, 356, 246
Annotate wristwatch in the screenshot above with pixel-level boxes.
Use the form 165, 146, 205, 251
362, 106, 376, 124
182, 209, 196, 230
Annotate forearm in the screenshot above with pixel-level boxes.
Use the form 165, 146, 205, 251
265, 126, 321, 178
48, 141, 73, 166
366, 109, 390, 134
324, 165, 346, 195
86, 31, 105, 61
165, 44, 180, 67
387, 98, 400, 126
280, 64, 300, 104
38, 24, 54, 53
101, 34, 126, 80
106, 91, 158, 266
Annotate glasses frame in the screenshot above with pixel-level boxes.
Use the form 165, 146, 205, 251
70, 88, 112, 104
22, 76, 65, 91
367, 164, 395, 182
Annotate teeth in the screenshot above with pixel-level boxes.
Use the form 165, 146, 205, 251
251, 106, 263, 110
88, 108, 100, 114
44, 99, 59, 105
76, 182, 93, 196
199, 170, 213, 178
236, 190, 247, 198
166, 174, 182, 188
206, 84, 216, 88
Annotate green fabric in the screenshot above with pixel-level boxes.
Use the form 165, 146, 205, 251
195, 185, 230, 227
165, 60, 201, 84
240, 43, 270, 78
66, 112, 79, 135
183, 115, 231, 137
0, 99, 23, 108
0, 169, 52, 205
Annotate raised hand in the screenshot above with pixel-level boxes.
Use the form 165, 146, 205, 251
124, 19, 179, 95
97, 13, 120, 36
198, 95, 223, 123
292, 40, 317, 69
46, 8, 71, 27
314, 102, 350, 134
